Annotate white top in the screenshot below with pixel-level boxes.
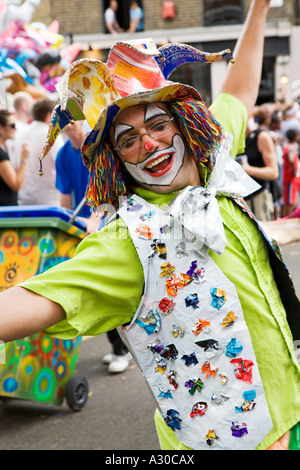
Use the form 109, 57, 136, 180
16, 120, 64, 206
104, 7, 115, 25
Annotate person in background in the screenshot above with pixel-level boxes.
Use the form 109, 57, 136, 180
281, 102, 300, 142
0, 110, 30, 206
11, 91, 34, 131
56, 120, 132, 373
16, 98, 64, 206
281, 128, 300, 217
102, 330, 132, 374
6, 91, 34, 168
241, 105, 279, 220
56, 120, 99, 234
104, 0, 123, 35
269, 110, 283, 217
128, 1, 144, 33
269, 109, 283, 180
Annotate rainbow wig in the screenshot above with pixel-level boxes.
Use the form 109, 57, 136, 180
169, 98, 224, 164
85, 98, 224, 209
85, 140, 128, 208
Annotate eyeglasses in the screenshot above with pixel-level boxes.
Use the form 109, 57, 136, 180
114, 117, 175, 155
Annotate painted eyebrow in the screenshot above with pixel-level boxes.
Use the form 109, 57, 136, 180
144, 104, 168, 123
114, 123, 134, 143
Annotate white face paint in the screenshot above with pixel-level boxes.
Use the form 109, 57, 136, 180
114, 123, 133, 144
124, 134, 185, 187
144, 103, 168, 121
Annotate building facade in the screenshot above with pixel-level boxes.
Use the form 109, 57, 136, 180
32, 0, 300, 105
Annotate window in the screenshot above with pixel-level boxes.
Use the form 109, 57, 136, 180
103, 0, 144, 34
257, 57, 275, 104
203, 0, 244, 26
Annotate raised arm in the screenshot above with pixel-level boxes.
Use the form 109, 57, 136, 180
220, 0, 271, 115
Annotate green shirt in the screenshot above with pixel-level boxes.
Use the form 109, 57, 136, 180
20, 93, 300, 450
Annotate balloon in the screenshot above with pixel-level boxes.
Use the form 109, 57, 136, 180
0, 0, 41, 34
0, 7, 82, 95
0, 52, 28, 79
47, 20, 59, 34
60, 43, 81, 66
15, 49, 38, 67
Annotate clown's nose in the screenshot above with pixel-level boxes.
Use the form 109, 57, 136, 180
144, 140, 155, 152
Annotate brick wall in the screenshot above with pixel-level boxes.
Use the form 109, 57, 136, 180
32, 0, 297, 35
32, 0, 104, 34
144, 0, 204, 30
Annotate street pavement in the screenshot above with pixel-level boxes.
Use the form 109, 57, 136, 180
281, 241, 300, 296
0, 241, 299, 451
0, 331, 160, 450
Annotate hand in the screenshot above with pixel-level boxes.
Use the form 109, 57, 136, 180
78, 213, 100, 236
241, 160, 251, 173
21, 142, 30, 161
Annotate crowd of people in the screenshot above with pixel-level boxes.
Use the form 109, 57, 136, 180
238, 100, 300, 221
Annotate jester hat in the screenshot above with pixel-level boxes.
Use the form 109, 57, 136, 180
40, 38, 231, 206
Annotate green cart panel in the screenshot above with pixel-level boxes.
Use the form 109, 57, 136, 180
0, 206, 85, 406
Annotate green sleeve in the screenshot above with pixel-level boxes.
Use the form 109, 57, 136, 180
209, 92, 248, 157
19, 218, 144, 339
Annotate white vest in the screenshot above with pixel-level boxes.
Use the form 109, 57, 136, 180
118, 194, 273, 450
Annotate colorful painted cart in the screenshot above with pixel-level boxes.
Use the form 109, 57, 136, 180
0, 206, 89, 411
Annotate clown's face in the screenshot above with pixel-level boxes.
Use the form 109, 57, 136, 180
109, 103, 200, 194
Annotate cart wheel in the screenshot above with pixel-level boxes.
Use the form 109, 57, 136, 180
65, 375, 89, 411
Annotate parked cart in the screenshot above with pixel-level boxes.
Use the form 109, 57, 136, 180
0, 206, 89, 411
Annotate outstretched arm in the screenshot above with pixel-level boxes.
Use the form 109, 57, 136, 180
220, 0, 271, 115
0, 286, 65, 343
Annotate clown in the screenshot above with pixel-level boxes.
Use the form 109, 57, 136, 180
0, 0, 300, 451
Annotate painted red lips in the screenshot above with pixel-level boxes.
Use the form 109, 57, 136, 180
144, 152, 174, 177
